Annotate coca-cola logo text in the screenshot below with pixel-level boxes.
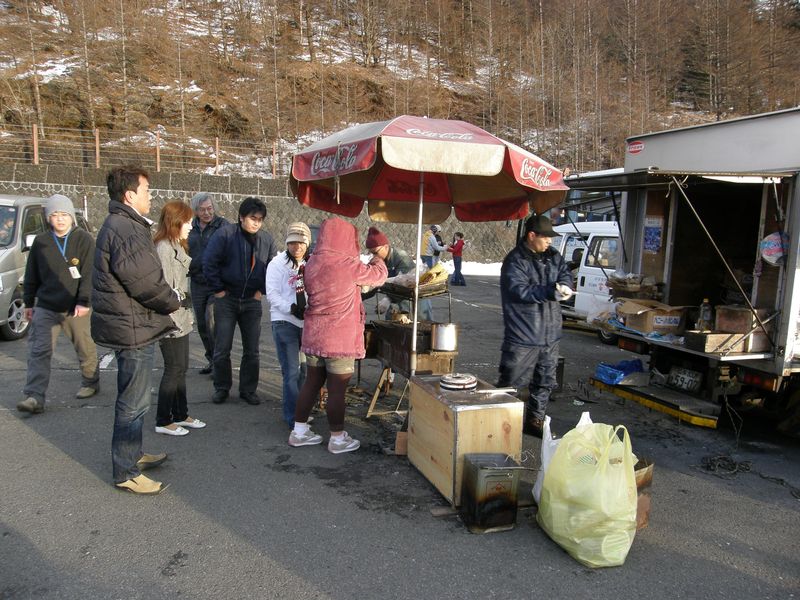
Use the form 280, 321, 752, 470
627, 140, 644, 154
309, 143, 360, 176
406, 128, 474, 141
519, 158, 554, 187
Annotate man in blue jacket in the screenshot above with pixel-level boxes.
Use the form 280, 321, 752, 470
203, 197, 277, 405
497, 214, 573, 437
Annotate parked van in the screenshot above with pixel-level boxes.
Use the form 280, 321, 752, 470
0, 194, 90, 340
552, 221, 620, 343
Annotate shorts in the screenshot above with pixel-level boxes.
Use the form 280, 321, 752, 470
306, 354, 355, 375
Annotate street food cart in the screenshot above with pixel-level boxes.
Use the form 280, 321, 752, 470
290, 115, 569, 498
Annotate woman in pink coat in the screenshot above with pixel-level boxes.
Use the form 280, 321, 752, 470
289, 217, 388, 454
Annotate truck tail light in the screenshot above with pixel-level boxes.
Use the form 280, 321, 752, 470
742, 371, 778, 392
618, 337, 648, 354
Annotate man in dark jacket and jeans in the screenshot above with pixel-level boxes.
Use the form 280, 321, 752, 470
92, 165, 180, 495
188, 192, 227, 374
203, 197, 277, 405
497, 215, 573, 437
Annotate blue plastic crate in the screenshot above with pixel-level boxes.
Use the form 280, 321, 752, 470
594, 359, 644, 385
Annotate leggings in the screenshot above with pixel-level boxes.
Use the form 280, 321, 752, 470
294, 365, 351, 431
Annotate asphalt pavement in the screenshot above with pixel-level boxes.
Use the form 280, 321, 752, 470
1, 276, 798, 599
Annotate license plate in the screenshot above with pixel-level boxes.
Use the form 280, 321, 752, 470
667, 367, 703, 393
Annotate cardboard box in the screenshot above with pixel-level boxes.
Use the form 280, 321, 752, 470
616, 299, 687, 334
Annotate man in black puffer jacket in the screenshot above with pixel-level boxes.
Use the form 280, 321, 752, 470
497, 214, 573, 437
92, 165, 180, 495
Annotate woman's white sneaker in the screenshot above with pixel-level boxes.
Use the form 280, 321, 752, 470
289, 429, 323, 447
155, 425, 189, 436
328, 432, 360, 454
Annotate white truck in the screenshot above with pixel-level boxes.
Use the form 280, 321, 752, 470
552, 221, 620, 344
565, 107, 800, 434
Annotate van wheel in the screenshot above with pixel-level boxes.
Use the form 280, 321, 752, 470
0, 292, 30, 340
597, 328, 618, 345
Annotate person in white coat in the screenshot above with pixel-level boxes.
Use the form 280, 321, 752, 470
266, 222, 311, 427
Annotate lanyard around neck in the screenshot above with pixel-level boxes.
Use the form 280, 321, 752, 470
52, 230, 72, 259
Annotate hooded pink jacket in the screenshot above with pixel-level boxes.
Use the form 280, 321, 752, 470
301, 217, 388, 359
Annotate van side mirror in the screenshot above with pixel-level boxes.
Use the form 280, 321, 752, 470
22, 234, 36, 251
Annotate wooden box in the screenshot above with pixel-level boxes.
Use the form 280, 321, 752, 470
407, 375, 523, 507
684, 330, 770, 354
715, 305, 771, 333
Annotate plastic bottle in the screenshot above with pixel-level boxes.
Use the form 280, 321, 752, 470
696, 298, 713, 331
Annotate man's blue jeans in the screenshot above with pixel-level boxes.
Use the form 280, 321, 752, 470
213, 295, 262, 395
112, 344, 155, 483
271, 320, 307, 426
497, 341, 560, 421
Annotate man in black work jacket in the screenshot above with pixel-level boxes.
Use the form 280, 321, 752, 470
18, 194, 98, 415
497, 214, 573, 437
203, 197, 277, 405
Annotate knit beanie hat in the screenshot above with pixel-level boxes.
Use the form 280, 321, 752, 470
365, 226, 389, 249
190, 192, 212, 212
286, 222, 312, 245
44, 194, 77, 226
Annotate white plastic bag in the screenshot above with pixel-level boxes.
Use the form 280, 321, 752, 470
533, 412, 592, 504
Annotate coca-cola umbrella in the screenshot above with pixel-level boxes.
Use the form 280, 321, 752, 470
289, 115, 569, 373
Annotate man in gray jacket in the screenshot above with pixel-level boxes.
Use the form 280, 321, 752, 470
188, 192, 227, 375
92, 165, 180, 495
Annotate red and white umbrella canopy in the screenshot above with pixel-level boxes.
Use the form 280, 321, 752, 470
290, 115, 568, 223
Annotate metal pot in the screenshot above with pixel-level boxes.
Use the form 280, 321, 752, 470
431, 322, 458, 351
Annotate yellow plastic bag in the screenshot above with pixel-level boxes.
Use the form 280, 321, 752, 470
536, 423, 637, 568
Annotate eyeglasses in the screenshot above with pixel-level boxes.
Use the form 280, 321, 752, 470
197, 206, 214, 214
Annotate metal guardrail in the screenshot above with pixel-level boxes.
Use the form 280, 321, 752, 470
0, 124, 291, 177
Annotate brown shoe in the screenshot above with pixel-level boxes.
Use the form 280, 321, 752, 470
136, 453, 168, 470
115, 474, 168, 495
523, 417, 544, 438
76, 386, 98, 399
17, 397, 44, 414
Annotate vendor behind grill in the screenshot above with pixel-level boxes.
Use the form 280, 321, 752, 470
363, 226, 434, 321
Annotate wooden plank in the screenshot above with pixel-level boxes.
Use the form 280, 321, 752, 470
452, 406, 524, 505
408, 383, 456, 503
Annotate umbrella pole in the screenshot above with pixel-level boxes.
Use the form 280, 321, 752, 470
411, 172, 424, 377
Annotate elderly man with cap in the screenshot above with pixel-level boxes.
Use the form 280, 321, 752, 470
187, 192, 228, 374
18, 194, 99, 414
497, 214, 573, 437
266, 222, 312, 427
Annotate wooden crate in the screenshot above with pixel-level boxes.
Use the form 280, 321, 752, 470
407, 375, 523, 507
684, 330, 770, 354
715, 305, 771, 333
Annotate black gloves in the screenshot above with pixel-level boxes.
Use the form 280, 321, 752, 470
290, 303, 305, 320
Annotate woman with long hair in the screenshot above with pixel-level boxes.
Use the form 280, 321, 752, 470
153, 201, 206, 436
266, 222, 311, 427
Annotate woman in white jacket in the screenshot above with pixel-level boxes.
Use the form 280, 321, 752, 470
266, 222, 311, 427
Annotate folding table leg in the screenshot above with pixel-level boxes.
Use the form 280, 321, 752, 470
366, 367, 391, 418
